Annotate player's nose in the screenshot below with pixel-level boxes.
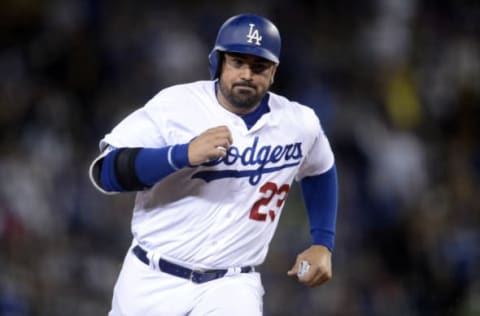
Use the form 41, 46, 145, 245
239, 64, 254, 80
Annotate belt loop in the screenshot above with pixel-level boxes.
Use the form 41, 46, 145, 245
149, 251, 160, 271
226, 266, 242, 276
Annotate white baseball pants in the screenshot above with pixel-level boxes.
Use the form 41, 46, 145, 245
108, 246, 264, 316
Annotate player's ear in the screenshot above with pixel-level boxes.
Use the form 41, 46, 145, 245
270, 66, 277, 85
217, 52, 225, 79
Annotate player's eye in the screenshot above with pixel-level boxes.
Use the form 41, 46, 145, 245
230, 58, 244, 67
225, 54, 271, 74
251, 63, 270, 74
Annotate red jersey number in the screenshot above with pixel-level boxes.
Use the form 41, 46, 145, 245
249, 182, 290, 222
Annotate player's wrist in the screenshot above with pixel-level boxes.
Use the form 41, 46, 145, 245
311, 230, 335, 253
171, 143, 193, 168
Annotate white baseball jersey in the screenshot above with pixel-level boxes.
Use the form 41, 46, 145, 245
90, 80, 334, 269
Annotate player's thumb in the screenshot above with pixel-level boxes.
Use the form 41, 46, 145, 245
287, 262, 299, 276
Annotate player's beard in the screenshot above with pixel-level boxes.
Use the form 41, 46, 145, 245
218, 80, 266, 111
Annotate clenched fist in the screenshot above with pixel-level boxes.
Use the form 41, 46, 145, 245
188, 126, 233, 165
287, 245, 332, 287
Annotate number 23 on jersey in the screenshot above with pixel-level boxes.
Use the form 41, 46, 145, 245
249, 182, 290, 222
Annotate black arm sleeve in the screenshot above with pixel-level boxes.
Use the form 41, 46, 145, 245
114, 147, 147, 191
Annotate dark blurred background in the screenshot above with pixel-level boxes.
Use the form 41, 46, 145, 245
1, 0, 479, 315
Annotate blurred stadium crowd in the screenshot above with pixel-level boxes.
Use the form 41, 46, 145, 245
1, 0, 479, 315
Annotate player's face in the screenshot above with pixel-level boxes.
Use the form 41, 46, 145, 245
217, 53, 277, 114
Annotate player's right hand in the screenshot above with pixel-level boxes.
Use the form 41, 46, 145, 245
188, 126, 233, 165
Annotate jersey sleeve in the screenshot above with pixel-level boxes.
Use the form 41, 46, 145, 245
90, 98, 168, 194
295, 117, 335, 181
99, 105, 166, 151
89, 145, 117, 194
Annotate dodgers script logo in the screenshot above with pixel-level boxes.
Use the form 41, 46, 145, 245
246, 24, 262, 45
192, 137, 303, 185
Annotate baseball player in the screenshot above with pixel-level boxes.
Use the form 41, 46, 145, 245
89, 13, 338, 316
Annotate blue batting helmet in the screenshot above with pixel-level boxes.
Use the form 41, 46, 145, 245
208, 14, 281, 79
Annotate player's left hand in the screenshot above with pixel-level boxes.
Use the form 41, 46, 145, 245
287, 245, 332, 287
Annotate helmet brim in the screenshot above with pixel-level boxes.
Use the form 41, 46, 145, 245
215, 44, 280, 65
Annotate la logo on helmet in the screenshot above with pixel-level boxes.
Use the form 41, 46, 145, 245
246, 24, 262, 45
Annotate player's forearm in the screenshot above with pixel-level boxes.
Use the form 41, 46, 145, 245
300, 164, 338, 252
98, 144, 190, 192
